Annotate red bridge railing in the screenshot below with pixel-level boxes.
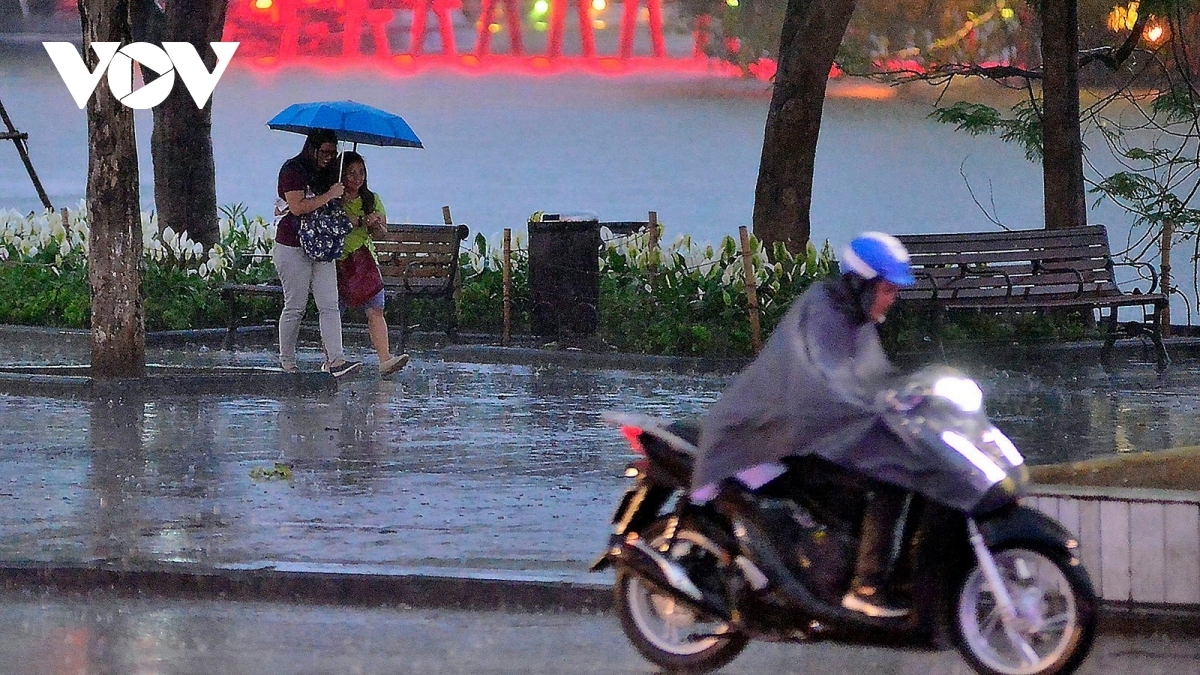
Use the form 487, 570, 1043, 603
222, 0, 701, 66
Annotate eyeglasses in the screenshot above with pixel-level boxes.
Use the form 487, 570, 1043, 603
316, 146, 338, 159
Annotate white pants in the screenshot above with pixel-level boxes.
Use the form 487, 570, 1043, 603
272, 243, 344, 370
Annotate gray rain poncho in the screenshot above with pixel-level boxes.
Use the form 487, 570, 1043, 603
693, 274, 923, 494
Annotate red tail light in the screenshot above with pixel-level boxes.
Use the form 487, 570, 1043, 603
620, 425, 646, 455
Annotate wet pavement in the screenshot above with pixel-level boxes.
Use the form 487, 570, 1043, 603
0, 340, 723, 583
3, 328, 1200, 587
1, 590, 1198, 675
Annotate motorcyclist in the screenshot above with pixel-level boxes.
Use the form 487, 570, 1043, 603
692, 231, 916, 619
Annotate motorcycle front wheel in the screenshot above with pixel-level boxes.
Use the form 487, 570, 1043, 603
614, 521, 748, 673
954, 544, 1097, 675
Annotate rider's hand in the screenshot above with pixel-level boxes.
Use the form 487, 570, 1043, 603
326, 183, 345, 200
878, 389, 919, 412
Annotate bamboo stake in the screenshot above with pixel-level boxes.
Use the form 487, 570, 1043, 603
502, 227, 512, 346
739, 225, 762, 353
646, 210, 659, 286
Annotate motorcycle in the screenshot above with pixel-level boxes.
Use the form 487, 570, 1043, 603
591, 366, 1097, 675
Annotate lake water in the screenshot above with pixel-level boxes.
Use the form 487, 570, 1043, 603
0, 43, 1190, 320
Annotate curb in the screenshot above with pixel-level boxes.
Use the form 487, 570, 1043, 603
439, 345, 750, 374
0, 364, 337, 398
0, 563, 1197, 635
0, 563, 612, 614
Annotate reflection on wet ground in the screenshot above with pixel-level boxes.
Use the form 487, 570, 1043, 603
968, 354, 1200, 465
1, 344, 1199, 578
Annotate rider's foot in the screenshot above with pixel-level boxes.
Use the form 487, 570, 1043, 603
841, 586, 910, 618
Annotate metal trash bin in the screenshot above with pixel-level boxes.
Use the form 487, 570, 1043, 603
528, 213, 601, 337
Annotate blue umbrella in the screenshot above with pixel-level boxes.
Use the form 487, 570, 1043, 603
267, 100, 423, 149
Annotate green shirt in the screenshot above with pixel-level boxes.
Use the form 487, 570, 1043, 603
340, 193, 387, 261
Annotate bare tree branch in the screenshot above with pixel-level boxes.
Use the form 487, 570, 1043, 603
1078, 13, 1148, 71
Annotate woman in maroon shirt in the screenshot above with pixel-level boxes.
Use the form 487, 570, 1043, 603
272, 129, 360, 378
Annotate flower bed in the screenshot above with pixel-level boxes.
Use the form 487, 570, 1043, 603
0, 205, 839, 356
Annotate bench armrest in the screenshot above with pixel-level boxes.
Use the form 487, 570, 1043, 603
911, 268, 945, 299
959, 264, 1014, 299
1112, 260, 1160, 295
1035, 263, 1086, 297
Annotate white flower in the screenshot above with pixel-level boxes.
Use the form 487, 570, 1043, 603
721, 261, 741, 286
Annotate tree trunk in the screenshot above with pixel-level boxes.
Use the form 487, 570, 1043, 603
82, 0, 145, 377
0, 0, 22, 30
142, 0, 229, 249
1040, 0, 1086, 230
751, 0, 857, 254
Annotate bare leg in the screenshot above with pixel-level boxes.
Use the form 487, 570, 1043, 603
366, 307, 391, 362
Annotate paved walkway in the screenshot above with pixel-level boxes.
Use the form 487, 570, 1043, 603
0, 341, 729, 587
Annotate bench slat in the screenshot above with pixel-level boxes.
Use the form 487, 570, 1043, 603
377, 253, 455, 266
376, 242, 460, 255
908, 233, 1110, 246
913, 272, 1117, 290
377, 237, 461, 249
932, 293, 1163, 310
384, 277, 452, 289
382, 279, 453, 295
900, 225, 1109, 247
910, 249, 1111, 266
905, 238, 1111, 256
382, 224, 463, 240
221, 283, 282, 294
377, 265, 456, 275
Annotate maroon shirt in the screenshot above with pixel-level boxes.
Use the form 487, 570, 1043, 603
275, 156, 316, 248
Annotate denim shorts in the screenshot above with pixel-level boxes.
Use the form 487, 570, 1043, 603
340, 288, 386, 313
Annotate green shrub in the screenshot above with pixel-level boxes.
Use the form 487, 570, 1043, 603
0, 205, 1102, 356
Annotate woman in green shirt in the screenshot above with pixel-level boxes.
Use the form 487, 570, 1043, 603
338, 151, 409, 377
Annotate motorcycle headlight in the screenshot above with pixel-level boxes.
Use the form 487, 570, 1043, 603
941, 430, 1007, 484
981, 427, 1025, 466
932, 377, 983, 413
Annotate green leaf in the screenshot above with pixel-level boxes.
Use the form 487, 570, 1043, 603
929, 102, 1005, 136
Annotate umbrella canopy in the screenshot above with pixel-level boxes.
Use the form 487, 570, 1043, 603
267, 100, 423, 148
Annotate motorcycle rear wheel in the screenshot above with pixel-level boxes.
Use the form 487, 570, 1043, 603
954, 544, 1097, 675
614, 521, 749, 673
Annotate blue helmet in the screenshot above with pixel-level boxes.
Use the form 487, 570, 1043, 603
840, 232, 916, 287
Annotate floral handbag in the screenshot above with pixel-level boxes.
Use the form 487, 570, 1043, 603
337, 245, 385, 307
298, 200, 353, 262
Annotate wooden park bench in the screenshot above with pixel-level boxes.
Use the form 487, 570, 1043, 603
221, 206, 469, 351
895, 225, 1169, 368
